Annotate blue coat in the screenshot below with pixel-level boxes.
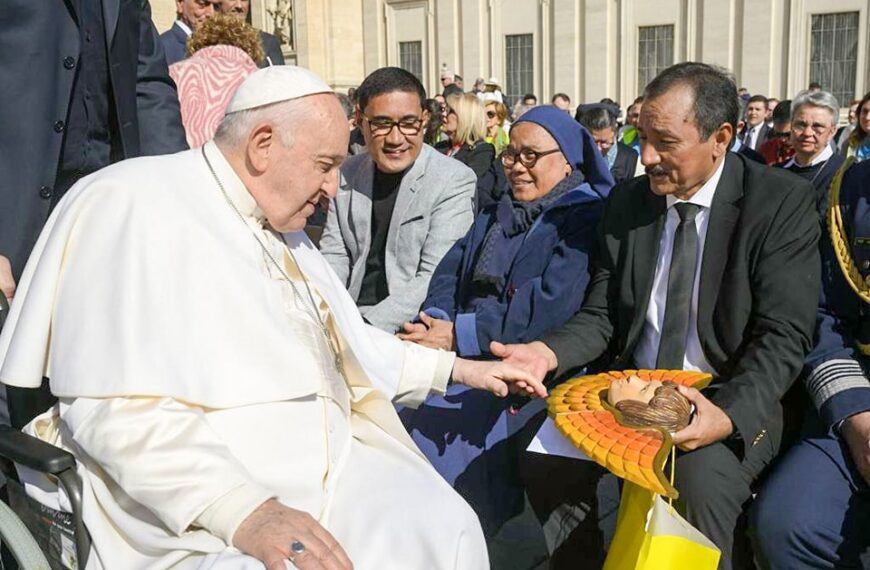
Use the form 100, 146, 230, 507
399, 178, 606, 536
421, 182, 605, 357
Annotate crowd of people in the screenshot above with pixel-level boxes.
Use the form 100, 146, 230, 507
0, 1, 869, 570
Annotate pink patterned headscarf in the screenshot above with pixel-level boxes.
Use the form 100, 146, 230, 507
169, 45, 259, 148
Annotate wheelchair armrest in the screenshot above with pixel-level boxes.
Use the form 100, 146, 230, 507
0, 425, 76, 475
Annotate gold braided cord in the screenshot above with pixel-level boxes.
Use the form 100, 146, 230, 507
826, 157, 870, 304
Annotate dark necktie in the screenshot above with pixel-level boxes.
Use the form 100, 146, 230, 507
656, 203, 702, 369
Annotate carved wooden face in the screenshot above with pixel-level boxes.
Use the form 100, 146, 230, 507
608, 375, 663, 405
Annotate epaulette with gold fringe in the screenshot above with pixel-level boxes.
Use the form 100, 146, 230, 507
827, 157, 869, 305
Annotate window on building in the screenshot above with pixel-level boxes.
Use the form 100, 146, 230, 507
505, 34, 534, 108
810, 12, 859, 106
638, 25, 674, 92
399, 41, 423, 83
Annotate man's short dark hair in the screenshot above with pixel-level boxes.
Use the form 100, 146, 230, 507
808, 81, 822, 90
771, 99, 791, 124
522, 93, 537, 103
552, 92, 570, 103
643, 62, 738, 141
442, 84, 463, 98
356, 67, 426, 112
576, 106, 618, 131
747, 94, 767, 105
454, 74, 463, 82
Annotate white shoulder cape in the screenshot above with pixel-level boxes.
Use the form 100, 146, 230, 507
0, 146, 418, 408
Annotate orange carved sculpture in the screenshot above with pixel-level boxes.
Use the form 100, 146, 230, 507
547, 369, 712, 499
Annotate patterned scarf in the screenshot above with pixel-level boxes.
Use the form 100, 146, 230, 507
471, 170, 586, 294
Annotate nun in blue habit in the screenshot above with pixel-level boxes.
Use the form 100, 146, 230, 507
397, 106, 615, 557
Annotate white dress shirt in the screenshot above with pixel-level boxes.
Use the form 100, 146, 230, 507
633, 158, 726, 372
175, 20, 192, 36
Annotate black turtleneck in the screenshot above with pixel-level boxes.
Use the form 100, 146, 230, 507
357, 167, 408, 307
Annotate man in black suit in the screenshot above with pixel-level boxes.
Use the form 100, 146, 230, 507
0, 0, 188, 425
0, 0, 188, 286
739, 94, 771, 150
217, 0, 286, 67
576, 103, 639, 184
495, 63, 820, 569
159, 0, 220, 65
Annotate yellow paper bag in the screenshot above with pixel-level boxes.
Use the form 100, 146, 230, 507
603, 481, 721, 570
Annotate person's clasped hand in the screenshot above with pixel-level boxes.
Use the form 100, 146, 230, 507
397, 311, 455, 350
233, 500, 353, 570
451, 357, 548, 399
842, 410, 870, 486
671, 385, 735, 451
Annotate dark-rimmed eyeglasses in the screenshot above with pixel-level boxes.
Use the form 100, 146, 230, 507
361, 114, 425, 137
501, 147, 561, 168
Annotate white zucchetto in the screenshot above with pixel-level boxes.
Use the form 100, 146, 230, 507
225, 65, 334, 114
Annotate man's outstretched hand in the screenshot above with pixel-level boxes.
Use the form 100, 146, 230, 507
489, 341, 557, 390
451, 358, 548, 399
234, 499, 353, 570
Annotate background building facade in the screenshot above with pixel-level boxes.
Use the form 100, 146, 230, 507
153, 0, 870, 110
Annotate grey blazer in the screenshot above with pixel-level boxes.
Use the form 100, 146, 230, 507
320, 144, 476, 332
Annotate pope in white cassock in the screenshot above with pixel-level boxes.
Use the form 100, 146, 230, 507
0, 66, 547, 570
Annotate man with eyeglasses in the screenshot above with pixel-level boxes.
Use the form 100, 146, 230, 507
320, 67, 476, 333
779, 90, 845, 202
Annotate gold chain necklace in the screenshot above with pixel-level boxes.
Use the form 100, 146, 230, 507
201, 147, 345, 377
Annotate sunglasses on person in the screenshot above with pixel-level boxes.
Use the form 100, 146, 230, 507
486, 110, 498, 119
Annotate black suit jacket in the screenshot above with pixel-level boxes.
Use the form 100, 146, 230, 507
435, 141, 496, 179
0, 0, 187, 279
258, 31, 285, 67
159, 21, 187, 65
740, 123, 772, 150
542, 153, 820, 458
610, 142, 638, 184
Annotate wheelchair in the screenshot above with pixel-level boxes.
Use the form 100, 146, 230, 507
0, 294, 90, 569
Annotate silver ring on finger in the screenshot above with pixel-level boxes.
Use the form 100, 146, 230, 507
288, 540, 306, 562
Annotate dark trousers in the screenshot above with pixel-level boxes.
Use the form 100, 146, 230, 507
522, 438, 772, 570
750, 433, 870, 569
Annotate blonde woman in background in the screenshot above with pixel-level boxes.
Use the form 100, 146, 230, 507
437, 93, 496, 179
484, 101, 510, 156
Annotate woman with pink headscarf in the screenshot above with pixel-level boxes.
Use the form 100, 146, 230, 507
169, 14, 263, 147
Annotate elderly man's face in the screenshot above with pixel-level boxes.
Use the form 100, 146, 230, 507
789, 105, 836, 163
260, 94, 349, 232
359, 91, 427, 173
639, 84, 730, 199
217, 0, 249, 19
176, 0, 218, 30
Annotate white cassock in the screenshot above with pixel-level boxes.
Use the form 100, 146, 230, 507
0, 142, 489, 569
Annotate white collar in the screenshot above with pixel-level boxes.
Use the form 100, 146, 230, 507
203, 141, 265, 223
666, 157, 725, 211
785, 144, 834, 169
175, 20, 193, 36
